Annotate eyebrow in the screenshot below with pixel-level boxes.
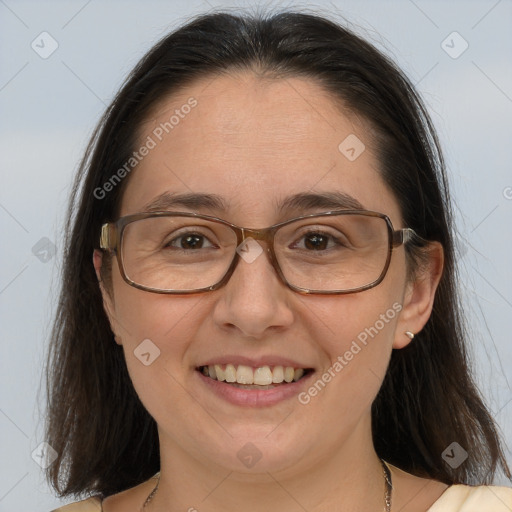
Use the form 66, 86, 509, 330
277, 191, 364, 213
141, 191, 365, 215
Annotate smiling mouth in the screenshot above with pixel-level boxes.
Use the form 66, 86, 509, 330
197, 364, 313, 389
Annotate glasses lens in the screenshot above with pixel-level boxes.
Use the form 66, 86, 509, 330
121, 216, 237, 291
275, 214, 390, 292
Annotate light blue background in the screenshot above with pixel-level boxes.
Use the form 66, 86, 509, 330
1, 0, 511, 510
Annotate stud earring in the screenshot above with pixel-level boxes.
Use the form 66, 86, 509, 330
405, 331, 415, 340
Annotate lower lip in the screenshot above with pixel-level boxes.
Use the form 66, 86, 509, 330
195, 370, 314, 407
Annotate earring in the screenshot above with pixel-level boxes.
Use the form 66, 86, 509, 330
405, 331, 415, 340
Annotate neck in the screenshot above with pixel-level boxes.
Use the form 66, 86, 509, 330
148, 422, 388, 512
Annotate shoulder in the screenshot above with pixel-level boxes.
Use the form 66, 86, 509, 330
50, 496, 102, 511
50, 473, 159, 512
428, 484, 512, 511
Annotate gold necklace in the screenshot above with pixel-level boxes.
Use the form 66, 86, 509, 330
381, 458, 393, 511
142, 459, 393, 511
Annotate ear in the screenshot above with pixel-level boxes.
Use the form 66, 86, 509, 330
393, 241, 444, 349
93, 249, 123, 345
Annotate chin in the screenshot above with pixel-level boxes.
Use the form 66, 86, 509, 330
198, 429, 309, 475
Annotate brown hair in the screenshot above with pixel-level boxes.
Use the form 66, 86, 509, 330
44, 9, 511, 501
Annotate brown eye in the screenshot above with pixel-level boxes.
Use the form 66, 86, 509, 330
166, 233, 214, 250
303, 233, 329, 251
291, 230, 347, 252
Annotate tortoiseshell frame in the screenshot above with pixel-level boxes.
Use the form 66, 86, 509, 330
100, 210, 416, 295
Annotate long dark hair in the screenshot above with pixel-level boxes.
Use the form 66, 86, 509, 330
44, 9, 511, 500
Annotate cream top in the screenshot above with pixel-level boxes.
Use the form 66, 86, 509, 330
52, 484, 512, 511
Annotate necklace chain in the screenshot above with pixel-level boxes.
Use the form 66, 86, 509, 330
142, 459, 392, 511
141, 474, 160, 511
381, 458, 393, 512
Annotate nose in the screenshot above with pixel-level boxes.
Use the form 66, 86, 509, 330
210, 241, 295, 339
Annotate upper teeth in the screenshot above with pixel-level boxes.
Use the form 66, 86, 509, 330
202, 364, 305, 385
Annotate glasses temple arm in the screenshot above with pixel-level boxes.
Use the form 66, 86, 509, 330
392, 227, 418, 247
100, 223, 116, 251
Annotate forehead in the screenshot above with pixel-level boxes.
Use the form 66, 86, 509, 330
121, 72, 401, 225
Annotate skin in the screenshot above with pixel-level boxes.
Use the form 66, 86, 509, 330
94, 72, 447, 511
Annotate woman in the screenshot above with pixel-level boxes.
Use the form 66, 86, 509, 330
46, 9, 512, 511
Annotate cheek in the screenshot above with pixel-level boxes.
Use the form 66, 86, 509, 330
328, 298, 398, 368
110, 258, 200, 341
300, 270, 406, 413
280, 290, 404, 462
306, 279, 403, 358
110, 283, 209, 429
109, 269, 205, 380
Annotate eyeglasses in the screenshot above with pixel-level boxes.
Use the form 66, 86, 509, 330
99, 210, 417, 295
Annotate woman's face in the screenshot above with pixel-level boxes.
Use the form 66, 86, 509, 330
97, 73, 421, 478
